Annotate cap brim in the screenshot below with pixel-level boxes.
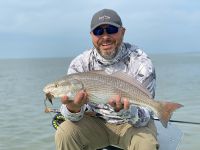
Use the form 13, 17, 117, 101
91, 22, 121, 31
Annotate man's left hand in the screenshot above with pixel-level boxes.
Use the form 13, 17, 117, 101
108, 95, 130, 112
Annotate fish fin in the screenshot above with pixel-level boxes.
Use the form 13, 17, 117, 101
91, 70, 152, 98
111, 72, 152, 98
157, 101, 183, 128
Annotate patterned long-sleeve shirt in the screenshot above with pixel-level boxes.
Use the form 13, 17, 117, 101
60, 42, 156, 127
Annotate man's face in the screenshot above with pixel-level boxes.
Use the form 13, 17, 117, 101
90, 24, 125, 60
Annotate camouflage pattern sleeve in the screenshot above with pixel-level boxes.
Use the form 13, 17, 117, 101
67, 55, 85, 74
67, 51, 91, 74
60, 104, 86, 122
128, 48, 156, 127
61, 54, 89, 121
130, 48, 156, 98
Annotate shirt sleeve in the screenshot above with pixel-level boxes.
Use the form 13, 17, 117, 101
67, 52, 90, 74
131, 49, 156, 98
128, 49, 156, 127
67, 56, 85, 74
60, 104, 86, 122
128, 105, 151, 127
60, 56, 87, 121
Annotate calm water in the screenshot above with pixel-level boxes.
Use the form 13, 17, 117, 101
0, 53, 200, 150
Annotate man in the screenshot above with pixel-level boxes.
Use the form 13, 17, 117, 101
55, 9, 159, 150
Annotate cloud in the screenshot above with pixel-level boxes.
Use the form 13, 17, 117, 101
0, 0, 200, 58
1, 0, 200, 34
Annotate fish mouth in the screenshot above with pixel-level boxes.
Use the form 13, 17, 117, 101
45, 92, 54, 104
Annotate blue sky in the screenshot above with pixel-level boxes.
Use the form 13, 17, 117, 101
0, 0, 200, 58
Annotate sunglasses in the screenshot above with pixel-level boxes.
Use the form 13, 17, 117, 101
92, 25, 119, 36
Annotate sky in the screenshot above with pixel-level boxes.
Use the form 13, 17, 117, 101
0, 0, 200, 58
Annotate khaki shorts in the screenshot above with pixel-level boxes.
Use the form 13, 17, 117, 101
55, 115, 159, 150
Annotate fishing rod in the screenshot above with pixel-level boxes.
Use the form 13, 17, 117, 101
153, 118, 200, 125
44, 102, 200, 125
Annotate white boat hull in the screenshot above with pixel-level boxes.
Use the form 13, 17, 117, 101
155, 121, 183, 150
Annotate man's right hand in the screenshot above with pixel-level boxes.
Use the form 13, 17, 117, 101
61, 90, 88, 113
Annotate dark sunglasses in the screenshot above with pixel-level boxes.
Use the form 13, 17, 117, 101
92, 25, 119, 36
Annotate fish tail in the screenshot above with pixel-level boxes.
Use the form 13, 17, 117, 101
157, 101, 183, 128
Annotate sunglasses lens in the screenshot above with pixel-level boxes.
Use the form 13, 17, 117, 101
106, 25, 119, 34
93, 27, 104, 36
93, 25, 119, 36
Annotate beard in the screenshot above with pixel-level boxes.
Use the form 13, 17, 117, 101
98, 47, 118, 60
94, 37, 123, 60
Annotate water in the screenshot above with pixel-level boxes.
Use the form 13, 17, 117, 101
0, 53, 200, 150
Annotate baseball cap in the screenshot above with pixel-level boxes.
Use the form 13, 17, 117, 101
90, 9, 122, 31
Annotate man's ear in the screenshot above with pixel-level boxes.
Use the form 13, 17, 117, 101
121, 27, 126, 36
90, 31, 94, 38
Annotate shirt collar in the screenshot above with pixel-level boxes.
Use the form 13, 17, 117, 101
93, 43, 129, 66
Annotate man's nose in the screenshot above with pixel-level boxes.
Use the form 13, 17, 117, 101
101, 29, 110, 37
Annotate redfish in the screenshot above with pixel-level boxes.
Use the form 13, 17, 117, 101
43, 71, 183, 128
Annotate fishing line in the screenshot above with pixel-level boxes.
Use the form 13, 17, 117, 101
44, 99, 66, 132
44, 99, 54, 118
153, 118, 200, 125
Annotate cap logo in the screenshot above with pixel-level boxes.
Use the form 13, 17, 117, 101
99, 15, 110, 20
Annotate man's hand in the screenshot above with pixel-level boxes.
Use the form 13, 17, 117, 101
61, 90, 88, 113
108, 95, 130, 112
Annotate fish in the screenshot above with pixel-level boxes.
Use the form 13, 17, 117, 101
43, 70, 183, 128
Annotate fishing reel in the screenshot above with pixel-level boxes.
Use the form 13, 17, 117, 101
52, 113, 66, 130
